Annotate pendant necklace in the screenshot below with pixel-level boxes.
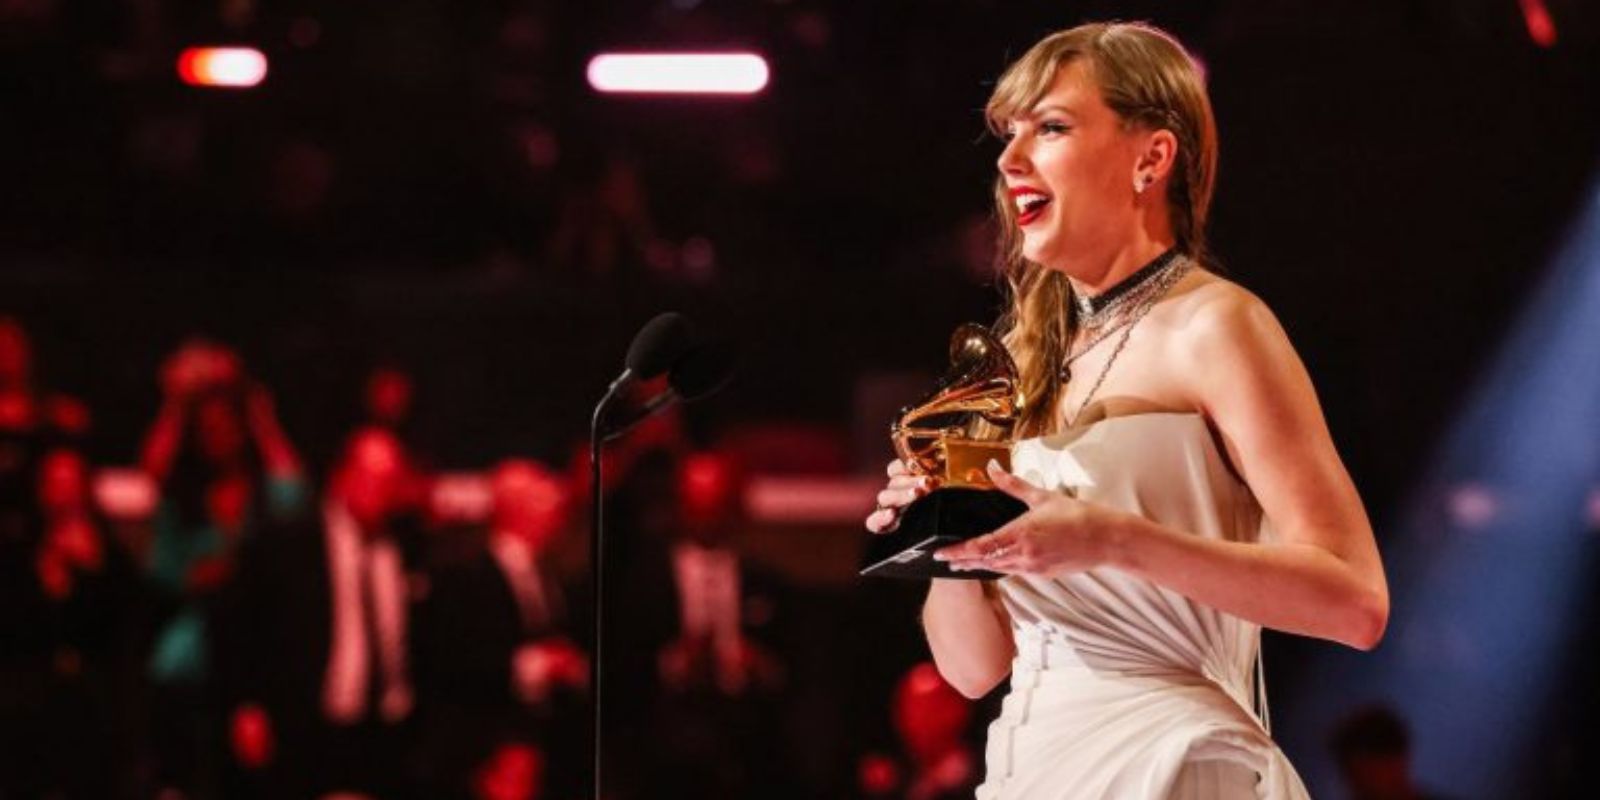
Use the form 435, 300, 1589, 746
1058, 255, 1191, 427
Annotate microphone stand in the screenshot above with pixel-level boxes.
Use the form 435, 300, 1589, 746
587, 372, 628, 800
585, 348, 723, 799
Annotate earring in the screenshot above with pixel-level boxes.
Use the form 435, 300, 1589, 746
1135, 174, 1153, 193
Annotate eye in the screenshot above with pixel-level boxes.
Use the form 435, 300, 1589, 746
1000, 127, 1017, 143
1039, 120, 1071, 135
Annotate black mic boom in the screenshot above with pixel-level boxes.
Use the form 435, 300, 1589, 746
599, 311, 696, 417
600, 339, 737, 442
623, 311, 694, 380
669, 339, 736, 400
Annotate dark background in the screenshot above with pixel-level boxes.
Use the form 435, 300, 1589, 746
4, 0, 1599, 796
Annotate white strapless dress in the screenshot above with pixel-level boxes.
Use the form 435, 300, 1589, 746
975, 413, 1310, 800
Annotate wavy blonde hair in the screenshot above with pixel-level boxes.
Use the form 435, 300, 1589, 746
984, 22, 1218, 437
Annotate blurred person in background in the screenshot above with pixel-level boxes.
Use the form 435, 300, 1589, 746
654, 452, 783, 699
0, 447, 141, 798
364, 365, 415, 437
136, 338, 308, 796
1330, 706, 1449, 800
546, 153, 666, 280
415, 458, 588, 800
213, 426, 422, 799
855, 662, 979, 800
358, 363, 437, 565
362, 364, 430, 473
471, 740, 546, 800
608, 448, 790, 798
0, 315, 90, 555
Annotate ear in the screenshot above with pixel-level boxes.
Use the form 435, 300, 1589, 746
1133, 128, 1179, 188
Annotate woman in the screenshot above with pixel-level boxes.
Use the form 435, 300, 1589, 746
865, 23, 1388, 798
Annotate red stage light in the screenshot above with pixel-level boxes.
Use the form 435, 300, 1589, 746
177, 47, 268, 88
586, 52, 769, 95
1519, 0, 1558, 48
680, 451, 737, 519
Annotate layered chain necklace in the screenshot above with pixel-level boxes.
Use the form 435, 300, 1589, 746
1057, 249, 1191, 426
1071, 247, 1182, 329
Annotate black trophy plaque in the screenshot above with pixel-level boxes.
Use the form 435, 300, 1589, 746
859, 487, 1026, 580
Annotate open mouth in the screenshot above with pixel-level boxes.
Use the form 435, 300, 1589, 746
1014, 192, 1052, 226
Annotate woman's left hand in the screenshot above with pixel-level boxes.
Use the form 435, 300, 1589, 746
932, 459, 1126, 576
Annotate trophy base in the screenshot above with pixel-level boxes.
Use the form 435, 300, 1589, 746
859, 487, 1027, 580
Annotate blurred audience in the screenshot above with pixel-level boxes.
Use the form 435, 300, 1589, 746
855, 662, 978, 800
1331, 705, 1450, 800
359, 363, 444, 571
608, 447, 790, 797
213, 427, 419, 798
0, 316, 90, 551
364, 365, 415, 438
0, 320, 991, 799
547, 154, 668, 279
415, 458, 588, 800
136, 339, 308, 796
472, 740, 546, 800
657, 451, 783, 697
1, 446, 141, 799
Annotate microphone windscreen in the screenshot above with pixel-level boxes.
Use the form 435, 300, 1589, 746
625, 312, 694, 379
669, 341, 736, 401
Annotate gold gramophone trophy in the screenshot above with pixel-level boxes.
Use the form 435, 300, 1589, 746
860, 324, 1029, 580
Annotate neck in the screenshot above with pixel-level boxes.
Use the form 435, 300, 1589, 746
1064, 232, 1176, 298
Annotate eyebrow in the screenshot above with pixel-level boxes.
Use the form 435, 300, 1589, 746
1027, 104, 1077, 118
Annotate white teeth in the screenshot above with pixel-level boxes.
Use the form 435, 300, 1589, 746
1014, 193, 1050, 213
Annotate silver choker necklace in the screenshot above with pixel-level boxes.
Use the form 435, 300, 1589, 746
1072, 247, 1183, 329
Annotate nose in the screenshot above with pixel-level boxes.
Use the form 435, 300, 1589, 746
996, 134, 1030, 178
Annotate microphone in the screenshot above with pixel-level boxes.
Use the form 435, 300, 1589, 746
625, 312, 694, 380
600, 312, 695, 408
601, 339, 736, 442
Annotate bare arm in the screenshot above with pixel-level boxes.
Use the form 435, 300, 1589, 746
140, 395, 186, 484
921, 579, 1015, 698
244, 383, 303, 478
867, 459, 1016, 697
1115, 287, 1388, 648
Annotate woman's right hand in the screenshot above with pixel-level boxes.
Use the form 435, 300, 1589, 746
865, 459, 939, 534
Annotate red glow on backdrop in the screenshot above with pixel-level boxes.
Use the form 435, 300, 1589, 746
680, 451, 739, 525
177, 47, 268, 88
586, 53, 769, 95
1519, 0, 1558, 48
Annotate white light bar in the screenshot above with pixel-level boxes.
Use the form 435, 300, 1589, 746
586, 52, 769, 96
178, 47, 268, 88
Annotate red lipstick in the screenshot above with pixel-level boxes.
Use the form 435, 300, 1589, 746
1010, 186, 1052, 227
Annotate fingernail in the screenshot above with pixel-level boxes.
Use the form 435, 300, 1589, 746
931, 552, 949, 562
987, 459, 1001, 472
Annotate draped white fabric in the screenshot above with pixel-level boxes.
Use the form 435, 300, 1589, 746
975, 413, 1309, 800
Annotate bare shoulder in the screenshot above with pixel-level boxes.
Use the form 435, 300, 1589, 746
1159, 269, 1279, 343
1150, 269, 1304, 409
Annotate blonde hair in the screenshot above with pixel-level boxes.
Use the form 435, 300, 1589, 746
983, 22, 1218, 437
